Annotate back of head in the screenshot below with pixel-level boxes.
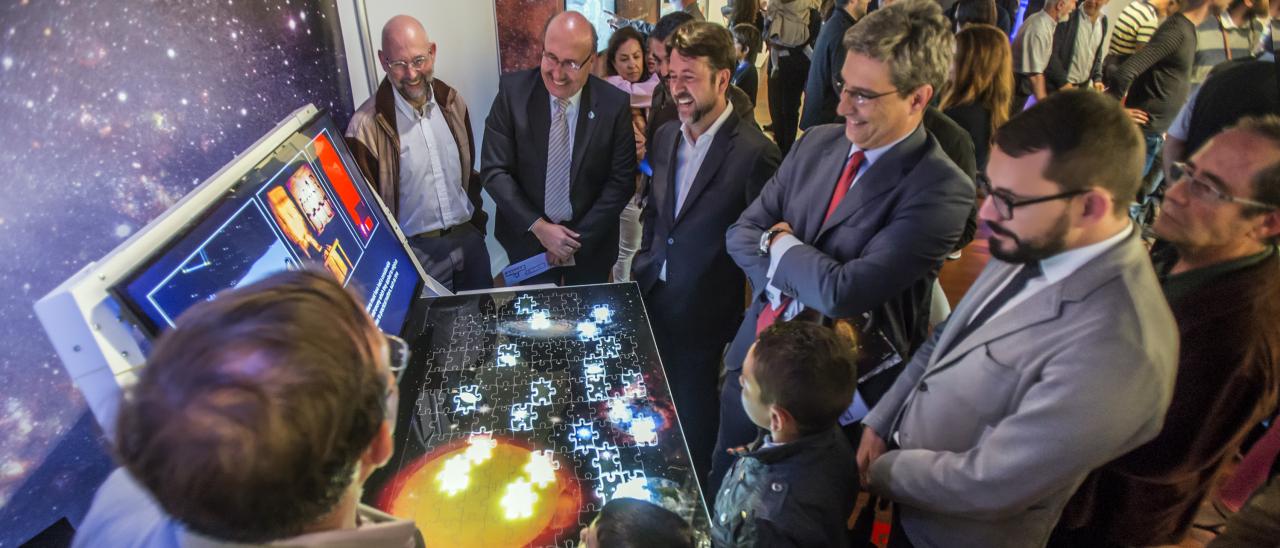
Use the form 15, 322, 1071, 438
753, 322, 858, 435
667, 21, 737, 74
595, 498, 695, 548
842, 0, 954, 97
732, 23, 763, 62
955, 0, 998, 26
653, 10, 698, 42
994, 90, 1143, 215
115, 270, 387, 542
942, 24, 1013, 130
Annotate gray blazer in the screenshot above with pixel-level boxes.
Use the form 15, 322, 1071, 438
862, 230, 1179, 548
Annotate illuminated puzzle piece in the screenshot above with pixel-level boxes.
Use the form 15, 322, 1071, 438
496, 344, 519, 367
530, 378, 556, 406
514, 294, 537, 315
453, 385, 482, 415
500, 479, 538, 520
571, 419, 599, 454
582, 360, 606, 376
509, 403, 536, 432
585, 336, 621, 360
591, 304, 614, 324
628, 415, 658, 446
592, 442, 622, 478
609, 472, 653, 502
436, 454, 472, 496
524, 450, 559, 488
585, 373, 609, 402
607, 398, 634, 424
529, 310, 552, 330
621, 370, 647, 398
464, 430, 496, 464
576, 320, 600, 340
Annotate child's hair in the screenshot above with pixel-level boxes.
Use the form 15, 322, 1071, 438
595, 498, 695, 548
753, 322, 858, 435
731, 23, 761, 64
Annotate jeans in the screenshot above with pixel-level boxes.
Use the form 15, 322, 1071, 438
612, 196, 643, 282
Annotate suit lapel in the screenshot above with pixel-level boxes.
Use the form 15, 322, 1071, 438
929, 282, 1066, 375
529, 77, 551, 201
675, 115, 739, 223
816, 125, 927, 240
658, 126, 681, 230
570, 80, 596, 189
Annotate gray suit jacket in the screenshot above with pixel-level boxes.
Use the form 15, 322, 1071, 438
862, 230, 1179, 548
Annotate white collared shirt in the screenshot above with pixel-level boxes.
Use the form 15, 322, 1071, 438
392, 83, 470, 237
973, 222, 1134, 323
660, 104, 735, 281
763, 127, 916, 313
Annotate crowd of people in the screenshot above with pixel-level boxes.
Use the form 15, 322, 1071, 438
71, 0, 1280, 546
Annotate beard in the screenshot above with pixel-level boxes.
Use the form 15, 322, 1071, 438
395, 73, 433, 102
986, 213, 1071, 264
676, 92, 715, 126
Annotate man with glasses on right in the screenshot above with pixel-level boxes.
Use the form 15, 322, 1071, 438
1051, 116, 1280, 547
857, 89, 1179, 548
483, 11, 636, 285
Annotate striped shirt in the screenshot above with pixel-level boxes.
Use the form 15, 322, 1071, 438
1191, 14, 1265, 86
1110, 1, 1159, 56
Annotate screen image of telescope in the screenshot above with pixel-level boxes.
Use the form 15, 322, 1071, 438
365, 284, 709, 547
118, 120, 420, 334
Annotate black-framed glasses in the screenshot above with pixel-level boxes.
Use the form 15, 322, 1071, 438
833, 78, 900, 106
386, 54, 431, 73
977, 173, 1091, 221
541, 50, 593, 74
1170, 161, 1278, 210
385, 333, 411, 383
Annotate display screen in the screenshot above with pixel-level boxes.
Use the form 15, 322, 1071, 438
114, 113, 422, 336
365, 283, 710, 547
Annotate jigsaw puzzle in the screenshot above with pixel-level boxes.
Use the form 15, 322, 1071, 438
363, 283, 710, 547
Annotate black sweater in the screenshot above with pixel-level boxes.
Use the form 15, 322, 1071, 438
1105, 13, 1197, 134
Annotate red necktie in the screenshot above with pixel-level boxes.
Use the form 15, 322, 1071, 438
757, 151, 865, 336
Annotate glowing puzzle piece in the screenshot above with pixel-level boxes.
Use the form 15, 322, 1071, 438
621, 370, 647, 398
571, 419, 599, 454
514, 294, 537, 315
453, 385, 482, 415
582, 360, 606, 376
436, 454, 472, 496
628, 415, 658, 446
509, 403, 536, 432
610, 473, 654, 502
524, 450, 559, 488
592, 442, 622, 478
496, 344, 519, 367
464, 432, 497, 465
585, 373, 609, 402
500, 479, 538, 520
529, 310, 551, 330
576, 321, 600, 340
607, 398, 634, 424
591, 305, 613, 324
597, 469, 647, 501
530, 378, 556, 406
585, 336, 621, 360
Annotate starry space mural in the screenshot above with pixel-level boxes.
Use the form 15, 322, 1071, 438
0, 0, 354, 544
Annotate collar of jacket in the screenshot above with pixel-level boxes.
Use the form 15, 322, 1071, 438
744, 426, 846, 464
372, 77, 457, 142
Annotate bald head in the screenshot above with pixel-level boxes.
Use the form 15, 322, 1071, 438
540, 11, 598, 100
378, 15, 437, 107
544, 11, 598, 56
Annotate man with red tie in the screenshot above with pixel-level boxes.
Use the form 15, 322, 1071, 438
709, 0, 975, 500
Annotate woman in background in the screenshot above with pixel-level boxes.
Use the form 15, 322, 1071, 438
940, 24, 1013, 172
603, 26, 658, 282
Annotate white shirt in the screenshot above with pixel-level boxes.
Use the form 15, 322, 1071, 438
392, 83, 470, 237
1067, 13, 1107, 85
763, 127, 915, 315
660, 105, 735, 281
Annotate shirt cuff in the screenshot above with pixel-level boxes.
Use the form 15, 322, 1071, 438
766, 233, 803, 279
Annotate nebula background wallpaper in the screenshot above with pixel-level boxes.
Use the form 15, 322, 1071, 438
0, 0, 354, 544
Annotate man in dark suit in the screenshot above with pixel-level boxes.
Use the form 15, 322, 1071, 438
482, 12, 636, 285
709, 0, 974, 498
800, 0, 864, 130
631, 22, 781, 488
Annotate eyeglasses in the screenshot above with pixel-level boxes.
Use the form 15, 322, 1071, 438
385, 333, 411, 383
1170, 161, 1278, 210
541, 51, 593, 74
386, 54, 431, 73
834, 79, 900, 106
977, 173, 1091, 221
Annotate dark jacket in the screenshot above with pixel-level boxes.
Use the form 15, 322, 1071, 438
346, 77, 486, 233
1106, 13, 1197, 134
1045, 8, 1109, 91
481, 69, 636, 283
634, 111, 781, 345
800, 8, 856, 130
732, 60, 759, 108
1060, 249, 1280, 545
712, 427, 859, 547
923, 107, 978, 252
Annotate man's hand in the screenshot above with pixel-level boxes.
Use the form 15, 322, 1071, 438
532, 218, 581, 262
1092, 81, 1107, 93
767, 221, 793, 248
856, 425, 888, 488
1126, 108, 1150, 126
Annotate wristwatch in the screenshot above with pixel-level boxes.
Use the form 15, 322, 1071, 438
758, 227, 784, 256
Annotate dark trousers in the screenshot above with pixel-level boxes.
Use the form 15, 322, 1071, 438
1046, 526, 1130, 548
645, 282, 724, 500
889, 508, 917, 548
768, 47, 810, 156
708, 366, 760, 506
406, 222, 493, 292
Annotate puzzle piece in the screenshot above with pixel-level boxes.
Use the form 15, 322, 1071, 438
571, 419, 600, 454
585, 336, 621, 360
452, 384, 482, 415
513, 294, 537, 315
496, 343, 519, 367
530, 377, 556, 406
585, 373, 609, 402
509, 403, 536, 432
621, 369, 647, 398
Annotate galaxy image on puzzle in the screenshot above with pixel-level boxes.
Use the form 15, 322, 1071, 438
0, 1, 353, 544
364, 283, 711, 547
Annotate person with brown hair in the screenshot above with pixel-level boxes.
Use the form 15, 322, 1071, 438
603, 25, 659, 283
941, 23, 1014, 171
74, 270, 416, 547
